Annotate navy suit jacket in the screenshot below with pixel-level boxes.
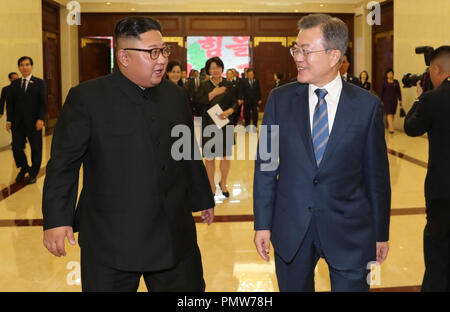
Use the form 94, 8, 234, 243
253, 80, 391, 270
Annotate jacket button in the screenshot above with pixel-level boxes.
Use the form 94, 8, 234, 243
308, 207, 312, 212
313, 179, 318, 185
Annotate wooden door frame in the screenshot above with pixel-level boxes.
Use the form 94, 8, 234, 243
42, 0, 62, 135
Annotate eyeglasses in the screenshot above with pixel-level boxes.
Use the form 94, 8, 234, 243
289, 47, 332, 58
123, 46, 171, 60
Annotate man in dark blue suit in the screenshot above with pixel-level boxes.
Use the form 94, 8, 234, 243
253, 14, 391, 292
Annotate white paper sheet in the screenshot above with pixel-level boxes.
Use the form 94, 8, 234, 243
207, 104, 230, 129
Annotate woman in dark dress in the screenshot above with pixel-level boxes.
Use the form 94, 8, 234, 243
166, 60, 193, 113
381, 68, 402, 133
195, 57, 238, 198
272, 72, 284, 89
359, 70, 371, 91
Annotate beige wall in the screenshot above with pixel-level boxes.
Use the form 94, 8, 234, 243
0, 0, 44, 148
60, 6, 79, 104
353, 0, 372, 80
394, 0, 450, 129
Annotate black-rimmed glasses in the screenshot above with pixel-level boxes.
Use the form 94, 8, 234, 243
124, 46, 171, 60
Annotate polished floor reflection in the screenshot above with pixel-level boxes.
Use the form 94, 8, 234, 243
0, 122, 429, 291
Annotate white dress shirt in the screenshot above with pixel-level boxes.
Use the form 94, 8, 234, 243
308, 73, 343, 135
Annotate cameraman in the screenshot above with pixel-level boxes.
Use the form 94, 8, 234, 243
404, 45, 450, 292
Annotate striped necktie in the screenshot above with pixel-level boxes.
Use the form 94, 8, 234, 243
312, 88, 329, 166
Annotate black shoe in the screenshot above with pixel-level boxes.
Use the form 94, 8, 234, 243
219, 182, 230, 198
15, 167, 29, 183
28, 175, 37, 184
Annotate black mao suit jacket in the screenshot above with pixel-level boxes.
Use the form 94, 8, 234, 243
42, 70, 214, 272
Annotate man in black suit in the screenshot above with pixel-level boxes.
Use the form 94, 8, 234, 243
238, 68, 262, 129
6, 57, 46, 184
226, 69, 241, 125
0, 72, 19, 117
42, 17, 215, 292
339, 53, 363, 88
404, 45, 450, 291
187, 69, 201, 115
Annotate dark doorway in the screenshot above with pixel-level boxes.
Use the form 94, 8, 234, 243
42, 0, 62, 134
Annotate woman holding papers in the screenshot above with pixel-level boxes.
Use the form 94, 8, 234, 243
195, 57, 238, 198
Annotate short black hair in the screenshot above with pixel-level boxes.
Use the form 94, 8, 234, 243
17, 56, 33, 67
167, 60, 182, 73
114, 16, 162, 48
247, 68, 255, 74
8, 72, 18, 79
430, 45, 450, 62
430, 45, 450, 72
205, 57, 224, 75
359, 70, 369, 81
384, 68, 394, 78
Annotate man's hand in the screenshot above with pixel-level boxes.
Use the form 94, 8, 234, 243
254, 230, 271, 262
36, 119, 44, 131
258, 100, 262, 105
6, 122, 11, 132
43, 226, 76, 257
416, 80, 423, 97
201, 208, 214, 226
376, 241, 389, 264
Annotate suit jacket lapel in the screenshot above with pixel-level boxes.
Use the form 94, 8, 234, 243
318, 81, 358, 170
292, 83, 316, 167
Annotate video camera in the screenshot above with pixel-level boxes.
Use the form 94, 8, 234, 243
402, 46, 434, 92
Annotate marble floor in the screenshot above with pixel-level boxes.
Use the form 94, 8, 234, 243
0, 119, 430, 292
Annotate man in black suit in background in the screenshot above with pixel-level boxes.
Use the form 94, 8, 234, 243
339, 53, 363, 88
6, 57, 46, 184
404, 46, 450, 292
238, 68, 262, 129
42, 17, 214, 292
0, 72, 19, 117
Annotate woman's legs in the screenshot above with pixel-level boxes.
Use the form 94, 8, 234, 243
387, 114, 395, 132
219, 159, 231, 193
205, 159, 216, 194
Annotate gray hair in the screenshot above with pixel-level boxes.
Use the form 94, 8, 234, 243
297, 14, 348, 63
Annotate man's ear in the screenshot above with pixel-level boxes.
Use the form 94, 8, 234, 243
117, 49, 129, 67
432, 62, 443, 76
330, 49, 341, 68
